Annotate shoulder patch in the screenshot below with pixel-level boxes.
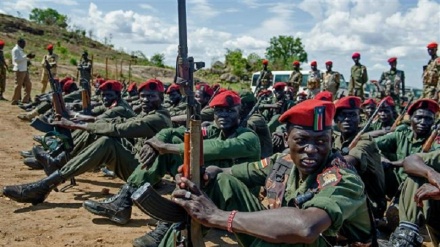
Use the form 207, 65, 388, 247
317, 167, 342, 189
255, 157, 270, 170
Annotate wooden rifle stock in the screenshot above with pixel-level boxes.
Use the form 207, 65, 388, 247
183, 132, 190, 178
390, 96, 414, 131
348, 99, 386, 150
422, 120, 440, 153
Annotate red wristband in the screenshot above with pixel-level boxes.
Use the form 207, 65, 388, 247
227, 210, 238, 233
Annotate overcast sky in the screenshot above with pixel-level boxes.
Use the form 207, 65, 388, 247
1, 0, 439, 88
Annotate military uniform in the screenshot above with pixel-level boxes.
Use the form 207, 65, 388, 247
255, 69, 273, 95
399, 150, 440, 246
422, 56, 440, 99
78, 58, 92, 82
40, 52, 58, 93
349, 64, 368, 99
307, 69, 321, 98
321, 71, 340, 100
378, 69, 405, 110
288, 69, 302, 94
374, 125, 440, 198
0, 46, 6, 97
247, 113, 273, 159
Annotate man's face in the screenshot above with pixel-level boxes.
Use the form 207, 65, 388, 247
311, 65, 317, 70
214, 105, 240, 131
48, 48, 53, 54
274, 88, 285, 101
335, 109, 360, 135
364, 104, 376, 117
139, 89, 162, 112
101, 90, 119, 107
168, 90, 182, 105
293, 65, 300, 70
428, 48, 437, 57
287, 128, 332, 176
410, 109, 435, 137
378, 105, 393, 123
18, 40, 26, 49
195, 90, 209, 107
389, 61, 397, 69
352, 57, 360, 63
326, 64, 332, 71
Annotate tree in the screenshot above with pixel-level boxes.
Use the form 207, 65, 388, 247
29, 8, 68, 28
224, 48, 247, 78
246, 52, 262, 72
150, 53, 165, 68
265, 35, 308, 70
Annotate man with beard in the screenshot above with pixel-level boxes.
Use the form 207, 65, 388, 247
166, 99, 374, 247
332, 96, 385, 219
386, 151, 440, 247
2, 79, 172, 205
164, 83, 186, 116
374, 99, 440, 231
422, 42, 439, 100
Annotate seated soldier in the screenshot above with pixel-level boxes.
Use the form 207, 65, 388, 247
163, 83, 186, 116
368, 96, 395, 131
2, 79, 172, 206
360, 98, 376, 125
81, 90, 261, 231
384, 152, 440, 247
123, 82, 139, 102
167, 99, 375, 247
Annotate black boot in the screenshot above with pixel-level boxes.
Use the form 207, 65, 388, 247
20, 150, 34, 158
83, 184, 135, 225
132, 222, 172, 247
2, 170, 65, 205
33, 146, 68, 176
388, 222, 423, 247
23, 157, 44, 169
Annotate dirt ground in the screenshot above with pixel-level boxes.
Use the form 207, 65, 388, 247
0, 75, 238, 247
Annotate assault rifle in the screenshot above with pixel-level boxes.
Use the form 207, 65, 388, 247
240, 97, 263, 127
390, 95, 414, 131
347, 99, 386, 150
422, 119, 440, 153
132, 1, 205, 246
79, 76, 92, 115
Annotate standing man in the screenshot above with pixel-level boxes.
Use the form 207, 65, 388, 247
307, 60, 321, 98
40, 44, 58, 94
11, 38, 35, 105
422, 42, 440, 100
321, 60, 340, 100
288, 60, 302, 96
78, 51, 92, 83
0, 40, 8, 101
255, 59, 273, 95
349, 52, 368, 99
378, 57, 405, 111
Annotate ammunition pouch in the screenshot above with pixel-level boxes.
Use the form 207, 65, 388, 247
131, 183, 187, 223
266, 154, 293, 209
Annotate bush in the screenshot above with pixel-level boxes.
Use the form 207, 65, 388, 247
70, 58, 77, 66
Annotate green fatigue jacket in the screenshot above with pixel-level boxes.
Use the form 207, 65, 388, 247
374, 125, 440, 197
367, 118, 395, 131
247, 113, 273, 159
229, 151, 373, 247
165, 101, 187, 117
201, 105, 214, 122
126, 124, 261, 187
266, 99, 295, 134
422, 56, 440, 99
349, 64, 368, 97
288, 69, 302, 93
333, 131, 385, 217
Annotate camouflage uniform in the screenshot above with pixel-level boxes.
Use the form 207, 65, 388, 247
349, 64, 368, 99
321, 71, 340, 100
288, 69, 302, 95
422, 56, 440, 99
378, 69, 405, 111
307, 69, 321, 98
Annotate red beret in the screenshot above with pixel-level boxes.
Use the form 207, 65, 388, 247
62, 80, 75, 92
166, 83, 180, 93
311, 61, 317, 66
0, 40, 4, 46
325, 61, 333, 65
258, 89, 272, 97
361, 98, 377, 107
427, 42, 438, 49
387, 57, 397, 63
99, 80, 123, 92
314, 91, 333, 101
95, 77, 106, 86
138, 78, 165, 93
47, 44, 53, 50
352, 52, 361, 58
335, 96, 362, 111
60, 77, 73, 85
273, 82, 287, 90
379, 96, 395, 107
293, 61, 300, 66
279, 99, 335, 131
196, 83, 214, 96
408, 99, 440, 115
262, 59, 269, 65
127, 82, 137, 92
209, 90, 241, 108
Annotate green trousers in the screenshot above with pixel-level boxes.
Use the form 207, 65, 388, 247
399, 176, 440, 246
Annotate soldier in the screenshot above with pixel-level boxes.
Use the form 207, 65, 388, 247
296, 91, 308, 103
307, 61, 321, 98
168, 99, 374, 247
387, 152, 440, 246
368, 96, 395, 131
333, 96, 385, 219
287, 60, 302, 95
0, 39, 8, 100
378, 57, 405, 111
40, 44, 58, 94
2, 79, 172, 205
263, 82, 294, 133
422, 42, 440, 100
77, 51, 92, 83
349, 52, 368, 99
11, 38, 35, 105
164, 83, 186, 116
360, 98, 377, 125
321, 60, 340, 100
255, 59, 273, 95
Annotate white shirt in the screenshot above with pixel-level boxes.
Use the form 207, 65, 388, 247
12, 44, 28, 72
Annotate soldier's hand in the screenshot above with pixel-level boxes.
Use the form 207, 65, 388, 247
139, 141, 158, 169
145, 136, 169, 155
52, 117, 79, 129
172, 176, 221, 228
414, 183, 440, 207
427, 170, 440, 189
272, 132, 286, 148
203, 166, 223, 185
